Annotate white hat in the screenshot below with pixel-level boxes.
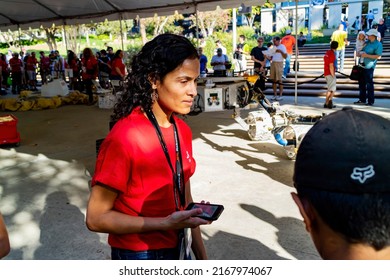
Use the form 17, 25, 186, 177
286, 29, 291, 35
366, 29, 378, 36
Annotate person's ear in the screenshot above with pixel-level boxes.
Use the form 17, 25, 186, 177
148, 74, 158, 90
291, 192, 314, 233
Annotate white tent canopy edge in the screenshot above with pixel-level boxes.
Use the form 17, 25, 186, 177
0, 0, 266, 31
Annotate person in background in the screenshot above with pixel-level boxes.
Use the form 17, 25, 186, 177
198, 47, 208, 77
250, 36, 267, 73
323, 41, 338, 109
281, 29, 298, 78
213, 40, 226, 55
65, 50, 79, 90
377, 18, 387, 41
331, 24, 349, 72
341, 17, 348, 32
98, 49, 111, 88
233, 35, 250, 75
39, 51, 51, 85
354, 31, 366, 65
211, 48, 230, 77
9, 53, 23, 95
0, 54, 9, 90
268, 36, 287, 101
351, 16, 360, 34
86, 34, 210, 260
106, 46, 114, 60
26, 52, 38, 91
354, 29, 382, 106
292, 107, 390, 259
81, 47, 98, 105
367, 10, 375, 29
54, 50, 65, 80
297, 32, 306, 47
0, 212, 10, 259
21, 52, 29, 90
109, 50, 126, 81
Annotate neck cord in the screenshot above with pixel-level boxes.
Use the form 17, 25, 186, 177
146, 110, 185, 210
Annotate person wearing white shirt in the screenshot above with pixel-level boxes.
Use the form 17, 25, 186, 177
267, 36, 287, 101
211, 48, 230, 77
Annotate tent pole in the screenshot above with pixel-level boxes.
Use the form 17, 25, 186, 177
232, 8, 237, 74
18, 25, 22, 52
63, 21, 69, 53
294, 0, 298, 105
195, 3, 199, 47
120, 14, 124, 51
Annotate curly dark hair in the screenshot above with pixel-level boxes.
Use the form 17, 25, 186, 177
110, 34, 199, 124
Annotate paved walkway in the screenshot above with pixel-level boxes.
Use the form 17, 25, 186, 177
1, 95, 390, 259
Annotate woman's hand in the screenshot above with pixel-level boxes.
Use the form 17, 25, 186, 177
163, 208, 210, 230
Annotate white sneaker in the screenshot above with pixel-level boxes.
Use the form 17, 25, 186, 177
270, 96, 277, 101
276, 96, 283, 101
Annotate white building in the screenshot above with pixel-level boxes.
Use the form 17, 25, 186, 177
260, 0, 385, 35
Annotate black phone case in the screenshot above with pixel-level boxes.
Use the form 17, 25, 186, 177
186, 203, 224, 221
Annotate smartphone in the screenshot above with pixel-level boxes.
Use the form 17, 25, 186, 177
185, 202, 224, 221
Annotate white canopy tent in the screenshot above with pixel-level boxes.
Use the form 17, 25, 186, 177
0, 0, 264, 31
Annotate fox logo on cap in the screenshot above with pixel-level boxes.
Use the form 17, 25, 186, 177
351, 165, 375, 184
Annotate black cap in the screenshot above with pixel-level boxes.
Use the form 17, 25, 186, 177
294, 107, 390, 194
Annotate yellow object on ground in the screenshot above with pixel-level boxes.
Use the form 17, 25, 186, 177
0, 91, 95, 111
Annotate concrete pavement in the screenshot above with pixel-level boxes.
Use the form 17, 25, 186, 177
1, 95, 390, 260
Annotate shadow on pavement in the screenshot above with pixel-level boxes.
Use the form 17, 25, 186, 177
240, 204, 320, 260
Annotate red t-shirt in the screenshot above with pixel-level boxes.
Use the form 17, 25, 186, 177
26, 56, 38, 71
110, 58, 125, 77
281, 35, 296, 55
82, 56, 98, 80
0, 60, 7, 72
324, 49, 335, 76
92, 107, 196, 251
9, 57, 23, 73
40, 56, 51, 70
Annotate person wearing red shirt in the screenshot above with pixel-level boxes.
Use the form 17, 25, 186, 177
65, 50, 80, 90
323, 41, 339, 109
109, 50, 126, 80
0, 54, 8, 91
26, 52, 38, 91
281, 30, 298, 78
87, 34, 210, 260
9, 53, 23, 95
81, 48, 98, 105
39, 51, 51, 84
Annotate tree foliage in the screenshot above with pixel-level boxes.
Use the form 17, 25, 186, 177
190, 7, 230, 37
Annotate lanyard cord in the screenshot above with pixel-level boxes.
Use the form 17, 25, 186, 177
146, 110, 185, 210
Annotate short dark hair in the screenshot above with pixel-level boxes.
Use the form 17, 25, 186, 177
296, 187, 390, 250
330, 41, 339, 50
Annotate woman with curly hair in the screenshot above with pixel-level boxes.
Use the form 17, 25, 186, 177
87, 34, 210, 260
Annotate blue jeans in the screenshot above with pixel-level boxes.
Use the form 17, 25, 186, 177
334, 49, 345, 72
283, 54, 291, 76
358, 68, 375, 104
111, 247, 180, 260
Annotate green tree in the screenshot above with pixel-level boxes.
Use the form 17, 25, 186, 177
190, 7, 230, 37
